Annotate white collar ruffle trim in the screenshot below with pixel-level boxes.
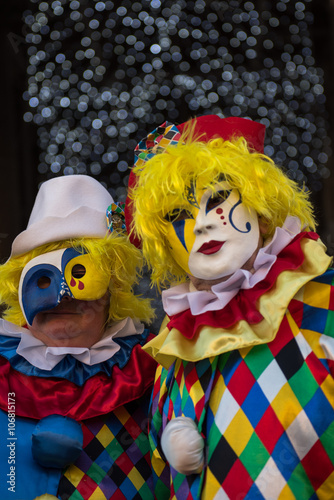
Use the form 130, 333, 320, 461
0, 317, 144, 371
162, 216, 302, 317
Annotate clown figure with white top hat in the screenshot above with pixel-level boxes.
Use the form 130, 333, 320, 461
0, 175, 157, 499
126, 115, 334, 499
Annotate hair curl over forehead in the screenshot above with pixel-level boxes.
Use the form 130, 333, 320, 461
0, 234, 154, 327
130, 134, 316, 288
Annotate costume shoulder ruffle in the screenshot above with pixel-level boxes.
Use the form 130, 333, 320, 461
143, 234, 332, 368
0, 331, 157, 420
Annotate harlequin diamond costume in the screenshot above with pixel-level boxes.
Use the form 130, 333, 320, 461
0, 175, 157, 500
125, 116, 334, 499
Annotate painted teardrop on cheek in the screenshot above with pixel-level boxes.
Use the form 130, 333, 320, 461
216, 207, 226, 225
70, 277, 85, 290
173, 220, 188, 251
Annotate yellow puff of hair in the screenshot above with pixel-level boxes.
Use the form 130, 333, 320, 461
0, 234, 154, 327
130, 133, 316, 288
34, 495, 59, 500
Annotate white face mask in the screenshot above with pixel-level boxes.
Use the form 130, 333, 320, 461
165, 182, 260, 280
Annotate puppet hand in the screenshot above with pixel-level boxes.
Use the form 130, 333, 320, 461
32, 415, 83, 468
161, 417, 204, 475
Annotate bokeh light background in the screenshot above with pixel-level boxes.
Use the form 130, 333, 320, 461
22, 0, 330, 203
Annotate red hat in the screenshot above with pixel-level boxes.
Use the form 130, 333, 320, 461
125, 115, 266, 247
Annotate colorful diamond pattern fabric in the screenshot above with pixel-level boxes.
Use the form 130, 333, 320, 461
149, 270, 334, 499
134, 122, 182, 170
58, 394, 154, 499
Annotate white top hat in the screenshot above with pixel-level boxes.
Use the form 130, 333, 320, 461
11, 175, 114, 257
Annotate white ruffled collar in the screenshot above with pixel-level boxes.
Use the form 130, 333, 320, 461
0, 317, 144, 370
162, 216, 302, 316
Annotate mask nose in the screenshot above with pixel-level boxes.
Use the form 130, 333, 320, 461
58, 275, 74, 301
19, 264, 73, 326
193, 213, 216, 235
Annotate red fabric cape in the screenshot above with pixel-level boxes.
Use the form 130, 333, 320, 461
0, 337, 157, 420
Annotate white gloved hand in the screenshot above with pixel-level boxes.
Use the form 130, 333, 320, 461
161, 417, 204, 475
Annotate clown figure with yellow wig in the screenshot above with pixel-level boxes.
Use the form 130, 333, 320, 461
0, 175, 158, 500
126, 115, 334, 499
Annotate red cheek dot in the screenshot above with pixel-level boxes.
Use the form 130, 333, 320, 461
216, 208, 223, 214
220, 216, 225, 220
223, 222, 227, 225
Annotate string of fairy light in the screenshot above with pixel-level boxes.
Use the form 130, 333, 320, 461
22, 0, 331, 201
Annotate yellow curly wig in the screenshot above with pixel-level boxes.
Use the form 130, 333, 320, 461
0, 234, 154, 327
130, 132, 316, 287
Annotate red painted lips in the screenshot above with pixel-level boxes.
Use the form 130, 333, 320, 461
197, 240, 224, 255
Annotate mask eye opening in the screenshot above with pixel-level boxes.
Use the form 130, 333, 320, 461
206, 190, 231, 213
164, 209, 193, 223
72, 264, 86, 279
37, 276, 51, 289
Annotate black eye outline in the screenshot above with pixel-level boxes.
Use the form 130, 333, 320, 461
37, 276, 51, 289
164, 209, 194, 223
71, 264, 86, 279
206, 190, 231, 213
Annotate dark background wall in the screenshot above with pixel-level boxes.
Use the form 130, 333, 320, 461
313, 0, 334, 251
1, 0, 334, 261
0, 1, 39, 260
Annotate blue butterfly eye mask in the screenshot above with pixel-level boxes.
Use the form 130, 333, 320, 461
19, 248, 110, 326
